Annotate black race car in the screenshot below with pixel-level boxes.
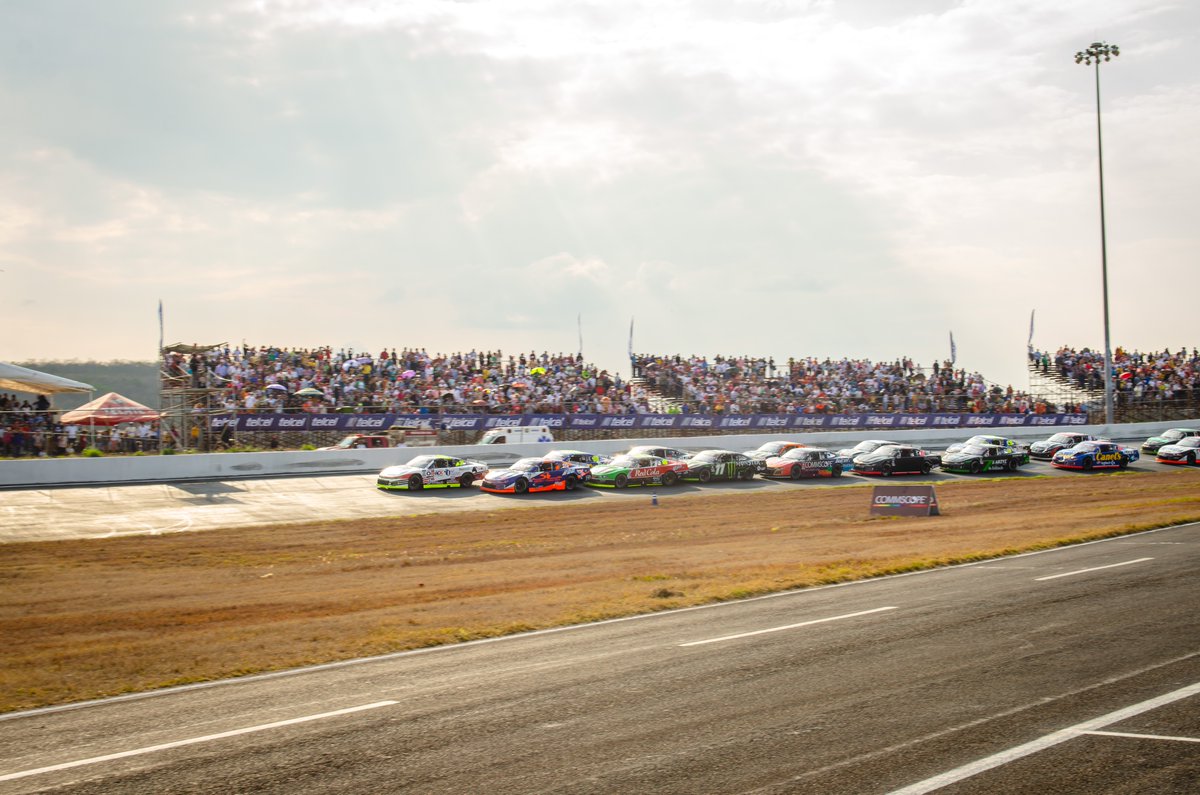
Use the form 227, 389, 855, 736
853, 445, 940, 476
940, 443, 1029, 474
1028, 432, 1100, 460
681, 450, 760, 482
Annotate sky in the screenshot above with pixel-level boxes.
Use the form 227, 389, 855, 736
2, 0, 1197, 390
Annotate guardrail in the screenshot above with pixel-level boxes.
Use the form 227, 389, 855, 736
1, 418, 1195, 490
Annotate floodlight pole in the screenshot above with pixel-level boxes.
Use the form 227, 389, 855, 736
1076, 41, 1119, 425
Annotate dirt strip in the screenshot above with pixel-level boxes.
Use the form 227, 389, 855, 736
1, 469, 1197, 712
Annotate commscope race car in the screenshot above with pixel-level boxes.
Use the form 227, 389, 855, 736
1154, 436, 1200, 466
1028, 432, 1101, 459
1140, 428, 1200, 455
586, 454, 689, 488
853, 445, 941, 476
744, 440, 807, 462
377, 454, 489, 490
1051, 440, 1139, 471
680, 450, 761, 482
479, 457, 590, 494
940, 443, 1029, 474
763, 447, 843, 479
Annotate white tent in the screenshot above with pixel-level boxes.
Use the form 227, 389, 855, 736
0, 362, 94, 395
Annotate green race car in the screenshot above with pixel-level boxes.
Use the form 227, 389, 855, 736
1141, 428, 1200, 455
586, 454, 689, 488
940, 443, 1029, 474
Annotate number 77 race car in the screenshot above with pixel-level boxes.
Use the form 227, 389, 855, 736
377, 454, 489, 490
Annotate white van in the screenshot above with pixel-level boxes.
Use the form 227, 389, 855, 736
477, 425, 555, 445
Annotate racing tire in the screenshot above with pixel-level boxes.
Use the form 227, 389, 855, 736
514, 478, 529, 494
614, 474, 628, 489
969, 460, 982, 475
881, 465, 893, 477
408, 475, 424, 491
564, 475, 578, 491
739, 468, 754, 481
789, 467, 801, 480
459, 473, 475, 488
832, 465, 842, 478
697, 469, 712, 483
1188, 453, 1196, 466
1007, 458, 1019, 472
1118, 457, 1128, 470
661, 471, 678, 487
1082, 458, 1094, 471
920, 462, 931, 475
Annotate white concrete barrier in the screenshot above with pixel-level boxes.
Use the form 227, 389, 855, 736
1, 418, 1195, 489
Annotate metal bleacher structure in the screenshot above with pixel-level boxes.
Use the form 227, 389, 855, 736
1025, 358, 1200, 424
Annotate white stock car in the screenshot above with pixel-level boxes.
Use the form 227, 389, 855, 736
377, 453, 489, 491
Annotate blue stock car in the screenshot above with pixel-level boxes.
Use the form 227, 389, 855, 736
1051, 440, 1139, 471
480, 457, 591, 494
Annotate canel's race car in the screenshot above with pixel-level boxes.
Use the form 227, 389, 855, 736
1051, 440, 1139, 471
1028, 432, 1100, 459
944, 435, 1025, 455
544, 449, 611, 468
587, 454, 689, 488
763, 447, 842, 479
940, 443, 1029, 474
480, 457, 590, 494
681, 450, 761, 482
1141, 428, 1200, 455
377, 454, 488, 490
1154, 436, 1200, 466
744, 440, 807, 462
853, 445, 940, 476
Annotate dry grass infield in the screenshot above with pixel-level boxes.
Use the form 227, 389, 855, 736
2, 469, 1198, 712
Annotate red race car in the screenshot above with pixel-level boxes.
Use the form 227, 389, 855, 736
763, 447, 843, 479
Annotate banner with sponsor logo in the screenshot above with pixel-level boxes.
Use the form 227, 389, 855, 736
212, 412, 1089, 432
870, 485, 940, 517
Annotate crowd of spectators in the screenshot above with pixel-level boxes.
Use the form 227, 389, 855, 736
631, 353, 1076, 415
1030, 346, 1200, 404
163, 346, 650, 415
0, 393, 157, 457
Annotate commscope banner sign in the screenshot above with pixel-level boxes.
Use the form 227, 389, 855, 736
870, 485, 940, 517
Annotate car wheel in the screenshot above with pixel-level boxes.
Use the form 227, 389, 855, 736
1188, 452, 1197, 466
408, 475, 423, 491
661, 471, 678, 487
459, 473, 474, 488
789, 466, 801, 480
614, 474, 628, 488
1118, 457, 1128, 470
881, 465, 892, 477
920, 462, 931, 475
969, 460, 982, 475
1082, 458, 1094, 471
832, 465, 842, 477
698, 469, 712, 483
739, 468, 754, 480
564, 475, 578, 491
514, 478, 529, 494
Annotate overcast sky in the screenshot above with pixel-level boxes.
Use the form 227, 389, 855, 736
2, 0, 1196, 389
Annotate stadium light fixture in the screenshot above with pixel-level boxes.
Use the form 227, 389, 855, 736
1075, 41, 1119, 425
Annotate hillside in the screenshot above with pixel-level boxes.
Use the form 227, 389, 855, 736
11, 360, 159, 409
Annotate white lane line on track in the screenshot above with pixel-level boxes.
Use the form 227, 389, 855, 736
1082, 729, 1200, 743
1033, 557, 1153, 581
0, 700, 397, 783
886, 680, 1200, 794
678, 606, 898, 647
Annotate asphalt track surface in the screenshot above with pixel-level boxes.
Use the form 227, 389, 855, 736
0, 523, 1196, 794
0, 438, 1187, 543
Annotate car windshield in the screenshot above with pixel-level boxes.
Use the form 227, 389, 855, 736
693, 451, 722, 463
609, 455, 638, 468
510, 458, 543, 471
1163, 430, 1186, 440
960, 445, 990, 455
853, 441, 886, 452
757, 442, 786, 454
1047, 433, 1075, 444
407, 455, 437, 467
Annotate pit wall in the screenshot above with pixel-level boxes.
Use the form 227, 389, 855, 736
1, 419, 1195, 490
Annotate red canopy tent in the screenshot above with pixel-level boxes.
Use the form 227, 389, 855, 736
59, 392, 160, 426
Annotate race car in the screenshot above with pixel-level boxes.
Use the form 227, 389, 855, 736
1028, 432, 1101, 459
586, 454, 689, 488
1154, 436, 1200, 466
1051, 440, 1139, 471
1140, 428, 1200, 455
835, 439, 899, 466
940, 442, 1029, 474
944, 434, 1025, 455
544, 449, 612, 469
377, 454, 489, 490
681, 450, 761, 482
479, 457, 590, 494
763, 447, 843, 479
744, 440, 807, 462
853, 445, 940, 476
626, 445, 694, 462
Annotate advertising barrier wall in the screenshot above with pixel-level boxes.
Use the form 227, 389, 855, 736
214, 412, 1090, 433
